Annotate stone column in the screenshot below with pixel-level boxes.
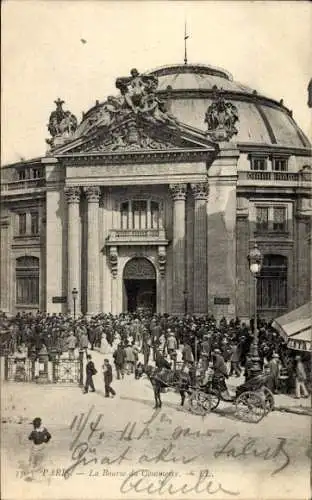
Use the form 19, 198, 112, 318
169, 183, 187, 315
65, 187, 81, 315
295, 198, 312, 306
191, 182, 208, 314
84, 186, 101, 315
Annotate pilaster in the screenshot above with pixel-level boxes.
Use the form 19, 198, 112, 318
207, 143, 239, 319
190, 182, 208, 314
64, 186, 81, 315
84, 186, 101, 315
169, 183, 187, 315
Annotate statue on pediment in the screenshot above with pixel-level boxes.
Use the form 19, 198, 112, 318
47, 98, 78, 148
48, 98, 77, 137
205, 91, 239, 141
96, 96, 124, 127
139, 93, 177, 127
115, 68, 158, 113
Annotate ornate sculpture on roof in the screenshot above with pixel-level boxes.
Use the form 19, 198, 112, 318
114, 68, 177, 126
205, 89, 239, 142
73, 69, 178, 142
47, 98, 78, 148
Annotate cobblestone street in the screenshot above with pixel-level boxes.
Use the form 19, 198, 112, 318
1, 350, 310, 500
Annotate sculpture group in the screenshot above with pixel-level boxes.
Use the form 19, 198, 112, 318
46, 69, 239, 150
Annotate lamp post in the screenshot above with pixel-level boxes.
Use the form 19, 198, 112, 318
72, 288, 78, 320
247, 243, 263, 379
183, 289, 188, 316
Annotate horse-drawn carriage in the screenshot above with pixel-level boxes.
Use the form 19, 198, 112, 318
187, 372, 274, 423
139, 363, 274, 424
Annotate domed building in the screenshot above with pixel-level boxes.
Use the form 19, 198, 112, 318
1, 63, 311, 320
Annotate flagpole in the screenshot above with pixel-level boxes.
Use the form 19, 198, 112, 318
184, 21, 188, 65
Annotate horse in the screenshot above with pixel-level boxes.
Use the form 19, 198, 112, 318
136, 363, 194, 409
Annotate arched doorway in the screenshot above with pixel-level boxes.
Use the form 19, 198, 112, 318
123, 258, 156, 313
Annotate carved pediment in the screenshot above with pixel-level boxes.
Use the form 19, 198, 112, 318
48, 68, 218, 157
53, 114, 217, 156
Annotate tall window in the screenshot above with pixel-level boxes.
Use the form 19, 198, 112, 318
273, 207, 286, 232
256, 207, 269, 231
132, 200, 147, 229
32, 168, 41, 178
18, 169, 26, 180
151, 201, 160, 229
30, 212, 39, 235
250, 157, 267, 171
16, 256, 39, 305
272, 158, 288, 171
255, 205, 288, 233
18, 213, 27, 235
257, 255, 287, 310
120, 201, 129, 229
120, 200, 160, 230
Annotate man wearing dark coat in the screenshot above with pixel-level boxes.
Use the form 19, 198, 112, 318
87, 324, 96, 351
113, 344, 126, 379
103, 359, 116, 398
83, 354, 97, 393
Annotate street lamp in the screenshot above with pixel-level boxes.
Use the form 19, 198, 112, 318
247, 243, 263, 379
72, 288, 78, 320
183, 289, 188, 316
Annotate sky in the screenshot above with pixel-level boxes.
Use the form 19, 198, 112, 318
2, 0, 311, 165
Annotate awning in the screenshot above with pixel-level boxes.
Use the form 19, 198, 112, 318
272, 303, 312, 352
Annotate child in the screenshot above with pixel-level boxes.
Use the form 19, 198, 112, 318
26, 417, 51, 481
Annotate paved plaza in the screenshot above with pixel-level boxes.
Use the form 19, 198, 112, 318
1, 349, 310, 500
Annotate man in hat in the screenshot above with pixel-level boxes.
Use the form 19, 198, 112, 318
200, 334, 212, 372
229, 342, 241, 377
102, 359, 116, 398
294, 355, 309, 399
67, 331, 77, 360
212, 349, 230, 398
83, 354, 97, 393
267, 353, 280, 394
166, 330, 178, 370
113, 342, 126, 380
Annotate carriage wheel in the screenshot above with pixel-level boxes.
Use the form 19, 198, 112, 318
188, 390, 210, 416
262, 387, 275, 414
235, 391, 266, 423
203, 389, 220, 412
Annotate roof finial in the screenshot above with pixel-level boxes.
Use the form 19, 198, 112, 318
184, 20, 189, 65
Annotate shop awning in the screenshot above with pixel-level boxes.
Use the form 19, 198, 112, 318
272, 303, 312, 352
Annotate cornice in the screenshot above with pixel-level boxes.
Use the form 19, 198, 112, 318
57, 149, 214, 165
238, 143, 311, 156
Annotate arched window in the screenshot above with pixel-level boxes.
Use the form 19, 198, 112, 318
16, 256, 39, 305
257, 254, 287, 310
120, 200, 160, 230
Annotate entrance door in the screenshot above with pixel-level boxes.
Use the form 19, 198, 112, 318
123, 258, 156, 313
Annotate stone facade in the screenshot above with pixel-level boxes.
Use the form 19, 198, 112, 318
1, 64, 311, 320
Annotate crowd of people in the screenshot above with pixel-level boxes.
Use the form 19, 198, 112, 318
0, 309, 310, 399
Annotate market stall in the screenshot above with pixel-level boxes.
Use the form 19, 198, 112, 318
272, 303, 311, 392
272, 303, 311, 352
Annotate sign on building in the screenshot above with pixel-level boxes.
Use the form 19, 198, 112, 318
52, 296, 67, 304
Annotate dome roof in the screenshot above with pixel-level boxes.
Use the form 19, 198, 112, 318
148, 63, 253, 93
79, 63, 310, 150
146, 64, 310, 149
